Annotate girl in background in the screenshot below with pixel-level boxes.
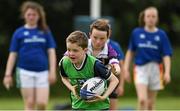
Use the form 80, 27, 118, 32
124, 6, 172, 110
3, 1, 57, 110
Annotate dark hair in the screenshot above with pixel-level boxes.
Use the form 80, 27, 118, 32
90, 19, 111, 37
20, 1, 48, 32
66, 31, 88, 49
138, 6, 159, 27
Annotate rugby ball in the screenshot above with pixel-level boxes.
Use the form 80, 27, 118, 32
80, 77, 105, 100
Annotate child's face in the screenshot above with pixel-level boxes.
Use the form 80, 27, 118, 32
144, 8, 158, 27
24, 8, 39, 26
90, 28, 108, 50
66, 42, 87, 64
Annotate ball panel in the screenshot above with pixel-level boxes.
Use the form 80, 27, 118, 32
80, 77, 105, 100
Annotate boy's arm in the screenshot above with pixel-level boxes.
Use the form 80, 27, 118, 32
108, 56, 121, 76
108, 44, 121, 75
61, 76, 79, 98
87, 61, 119, 102
110, 63, 121, 76
59, 58, 79, 98
109, 60, 124, 96
61, 76, 73, 91
108, 41, 125, 95
101, 73, 119, 99
87, 73, 119, 102
116, 60, 124, 96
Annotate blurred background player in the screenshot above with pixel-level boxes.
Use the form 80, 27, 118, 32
124, 6, 173, 110
3, 1, 57, 110
88, 18, 122, 110
59, 31, 119, 110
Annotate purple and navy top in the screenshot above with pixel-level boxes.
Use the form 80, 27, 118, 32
87, 39, 119, 65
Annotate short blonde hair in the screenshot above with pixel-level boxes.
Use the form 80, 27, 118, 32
66, 31, 88, 49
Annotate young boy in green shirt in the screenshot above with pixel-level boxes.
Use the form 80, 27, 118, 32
59, 31, 119, 110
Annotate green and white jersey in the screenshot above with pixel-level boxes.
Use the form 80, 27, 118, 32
59, 54, 111, 110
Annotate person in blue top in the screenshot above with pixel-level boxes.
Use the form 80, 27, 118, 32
124, 7, 173, 110
3, 1, 57, 110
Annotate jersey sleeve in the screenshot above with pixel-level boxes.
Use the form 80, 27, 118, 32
109, 40, 124, 60
9, 30, 20, 52
108, 45, 119, 64
108, 44, 117, 58
46, 30, 56, 49
161, 32, 173, 56
59, 59, 68, 77
128, 31, 136, 51
94, 60, 111, 80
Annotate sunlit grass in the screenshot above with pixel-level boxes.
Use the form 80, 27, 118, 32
0, 97, 180, 110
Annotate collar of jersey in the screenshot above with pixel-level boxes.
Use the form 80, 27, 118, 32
73, 54, 87, 71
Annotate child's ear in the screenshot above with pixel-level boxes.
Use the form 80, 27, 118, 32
108, 29, 112, 38
84, 48, 88, 53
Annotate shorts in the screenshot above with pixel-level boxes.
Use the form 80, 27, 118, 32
134, 62, 164, 90
16, 67, 49, 88
109, 90, 118, 99
108, 82, 119, 99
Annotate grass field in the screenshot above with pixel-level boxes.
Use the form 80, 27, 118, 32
0, 97, 180, 110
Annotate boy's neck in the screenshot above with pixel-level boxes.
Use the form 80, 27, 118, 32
92, 50, 101, 57
74, 54, 86, 69
91, 44, 104, 57
92, 44, 104, 51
